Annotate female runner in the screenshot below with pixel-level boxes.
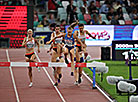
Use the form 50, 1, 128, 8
22, 29, 40, 87
47, 25, 64, 86
47, 25, 84, 85
74, 23, 96, 84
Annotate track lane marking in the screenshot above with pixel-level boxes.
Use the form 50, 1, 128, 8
35, 51, 66, 102
82, 71, 114, 102
6, 49, 20, 102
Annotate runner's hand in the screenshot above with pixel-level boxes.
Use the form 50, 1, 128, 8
81, 46, 84, 52
76, 20, 79, 24
38, 49, 40, 53
46, 41, 51, 45
47, 50, 50, 53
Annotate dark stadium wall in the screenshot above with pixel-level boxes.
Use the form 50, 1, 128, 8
27, 1, 34, 30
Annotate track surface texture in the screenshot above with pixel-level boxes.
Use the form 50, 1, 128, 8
0, 47, 109, 102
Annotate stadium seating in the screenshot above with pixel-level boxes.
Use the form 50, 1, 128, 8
76, 0, 83, 8
79, 20, 87, 24
122, 7, 127, 14
78, 13, 84, 20
103, 20, 110, 24
8, 1, 12, 5
123, 13, 131, 21
38, 14, 43, 21
76, 7, 81, 14
73, 1, 77, 6
133, 20, 138, 25
62, 1, 69, 10
84, 14, 91, 23
100, 14, 107, 21
33, 21, 39, 27
57, 7, 66, 19
118, 20, 125, 25
96, 1, 100, 8
60, 13, 67, 21
100, 1, 105, 6
125, 20, 133, 25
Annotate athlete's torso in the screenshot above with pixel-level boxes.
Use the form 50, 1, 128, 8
53, 31, 63, 44
64, 33, 74, 46
25, 37, 35, 53
77, 30, 86, 43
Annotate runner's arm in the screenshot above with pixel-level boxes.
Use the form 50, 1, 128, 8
73, 34, 84, 48
69, 20, 79, 29
50, 32, 54, 40
47, 43, 53, 53
22, 37, 27, 47
46, 33, 65, 44
35, 39, 40, 53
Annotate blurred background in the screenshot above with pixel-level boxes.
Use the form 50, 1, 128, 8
0, 0, 138, 50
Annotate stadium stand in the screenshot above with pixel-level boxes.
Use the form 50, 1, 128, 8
1, 0, 138, 29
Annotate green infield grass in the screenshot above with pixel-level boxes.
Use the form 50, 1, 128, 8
83, 60, 138, 102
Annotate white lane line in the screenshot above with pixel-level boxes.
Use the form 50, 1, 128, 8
82, 71, 114, 102
6, 49, 20, 102
35, 52, 66, 102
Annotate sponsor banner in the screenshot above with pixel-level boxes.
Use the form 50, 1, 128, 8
84, 25, 114, 46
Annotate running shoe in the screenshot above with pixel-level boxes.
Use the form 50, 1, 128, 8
58, 74, 62, 83
65, 58, 69, 64
59, 74, 62, 79
74, 81, 79, 85
37, 66, 40, 72
29, 82, 33, 88
71, 72, 74, 76
56, 57, 60, 62
78, 76, 83, 84
58, 78, 60, 83
54, 82, 58, 86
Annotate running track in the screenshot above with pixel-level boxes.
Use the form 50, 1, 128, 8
0, 47, 111, 102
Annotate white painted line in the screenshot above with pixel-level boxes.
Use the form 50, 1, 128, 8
35, 52, 66, 102
82, 71, 114, 102
6, 49, 20, 102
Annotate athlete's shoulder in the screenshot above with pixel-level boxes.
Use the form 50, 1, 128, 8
60, 32, 65, 35
85, 30, 89, 32
32, 37, 36, 41
24, 37, 27, 40
74, 30, 78, 35
74, 30, 78, 32
84, 30, 87, 32
63, 32, 67, 36
51, 32, 55, 36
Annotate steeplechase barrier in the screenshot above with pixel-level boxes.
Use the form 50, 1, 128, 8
0, 61, 108, 89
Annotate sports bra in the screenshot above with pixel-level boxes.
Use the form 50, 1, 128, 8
78, 31, 86, 42
26, 37, 35, 48
64, 33, 74, 46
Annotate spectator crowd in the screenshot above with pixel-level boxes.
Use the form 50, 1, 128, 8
1, 0, 138, 32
